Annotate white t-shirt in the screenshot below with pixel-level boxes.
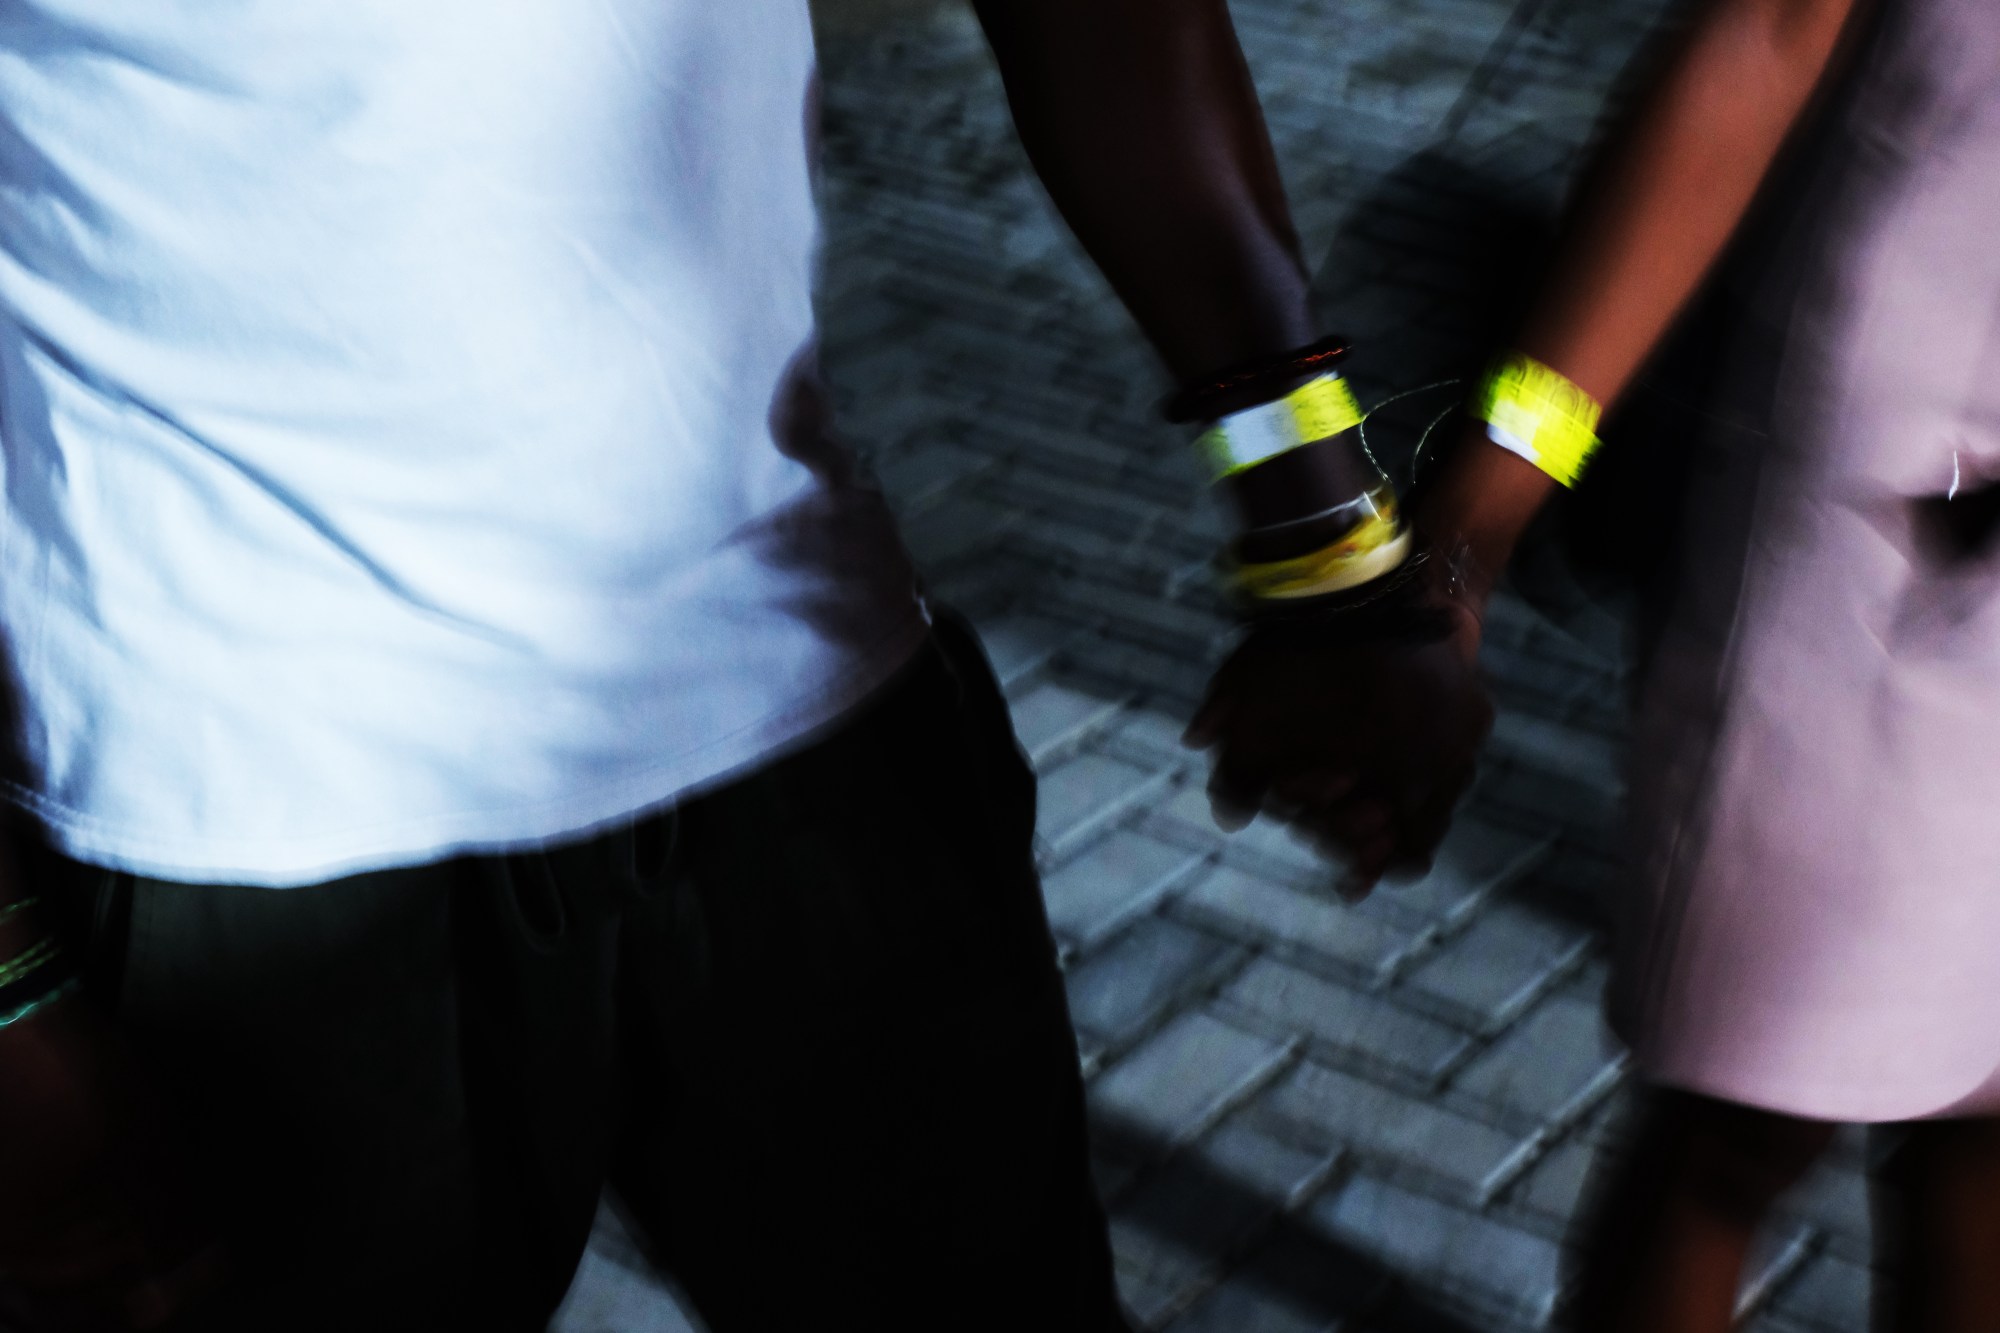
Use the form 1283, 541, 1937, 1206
0, 2, 928, 884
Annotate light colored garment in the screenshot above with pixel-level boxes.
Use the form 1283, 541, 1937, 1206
1615, 0, 2000, 1120
0, 2, 926, 884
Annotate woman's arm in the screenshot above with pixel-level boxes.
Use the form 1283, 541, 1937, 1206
1419, 0, 1869, 590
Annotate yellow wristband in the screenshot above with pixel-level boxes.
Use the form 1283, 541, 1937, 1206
1196, 373, 1365, 481
1231, 493, 1411, 600
1471, 354, 1602, 488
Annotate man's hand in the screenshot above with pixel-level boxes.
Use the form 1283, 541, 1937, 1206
1184, 591, 1491, 895
0, 997, 226, 1331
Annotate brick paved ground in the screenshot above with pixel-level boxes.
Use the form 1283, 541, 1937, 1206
554, 0, 1879, 1328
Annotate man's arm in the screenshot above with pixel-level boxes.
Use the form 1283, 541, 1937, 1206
968, 0, 1315, 383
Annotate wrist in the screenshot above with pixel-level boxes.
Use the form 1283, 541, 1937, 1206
1411, 418, 1557, 595
1169, 336, 1415, 608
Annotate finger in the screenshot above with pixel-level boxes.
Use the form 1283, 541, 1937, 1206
1182, 695, 1232, 749
1331, 829, 1396, 902
1332, 869, 1375, 904
1204, 758, 1264, 833
1380, 842, 1439, 882
1342, 829, 1399, 894
1206, 788, 1256, 833
1275, 795, 1392, 867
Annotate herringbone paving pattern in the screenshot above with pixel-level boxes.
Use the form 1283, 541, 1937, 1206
552, 1, 1876, 1328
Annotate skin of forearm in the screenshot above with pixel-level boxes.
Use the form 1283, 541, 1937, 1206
1518, 0, 1863, 405
1420, 0, 1865, 577
969, 0, 1316, 382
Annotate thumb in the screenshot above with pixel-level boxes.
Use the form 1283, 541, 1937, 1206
1182, 695, 1229, 749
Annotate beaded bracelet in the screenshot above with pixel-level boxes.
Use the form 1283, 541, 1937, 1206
1163, 334, 1352, 425
1470, 354, 1602, 488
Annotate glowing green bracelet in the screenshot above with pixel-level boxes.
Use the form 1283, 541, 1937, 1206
1471, 354, 1603, 488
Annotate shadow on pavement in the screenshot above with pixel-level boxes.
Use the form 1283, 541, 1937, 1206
1094, 1115, 1528, 1332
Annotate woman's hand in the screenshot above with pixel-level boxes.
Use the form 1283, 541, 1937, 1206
1185, 564, 1491, 895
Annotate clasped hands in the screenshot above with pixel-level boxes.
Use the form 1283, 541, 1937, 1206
1182, 567, 1493, 896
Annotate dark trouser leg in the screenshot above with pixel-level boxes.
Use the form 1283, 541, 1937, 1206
1562, 1087, 1836, 1333
1871, 1117, 2000, 1333
16, 837, 630, 1333
606, 612, 1129, 1331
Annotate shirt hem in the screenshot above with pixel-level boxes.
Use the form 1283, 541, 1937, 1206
7, 611, 933, 887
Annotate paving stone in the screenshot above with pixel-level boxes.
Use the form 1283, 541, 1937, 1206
552, 1205, 700, 1333
1176, 865, 1420, 979
1148, 780, 1244, 844
1514, 1136, 1600, 1223
1450, 992, 1624, 1127
1042, 827, 1210, 947
1164, 1278, 1337, 1333
1484, 711, 1627, 813
1255, 1062, 1519, 1196
1746, 1317, 1828, 1333
895, 491, 1022, 567
1065, 916, 1245, 1050
1378, 817, 1551, 923
1768, 1251, 1872, 1331
1399, 899, 1591, 1023
871, 439, 993, 511
1110, 1153, 1281, 1306
1112, 1260, 1187, 1332
1182, 1224, 1400, 1331
1010, 678, 1130, 767
1197, 1112, 1343, 1205
1219, 956, 1473, 1082
1308, 1173, 1564, 1324
1774, 1153, 1873, 1258
1096, 705, 1204, 767
1215, 813, 1351, 882
1092, 1010, 1293, 1145
1036, 751, 1175, 858
1740, 1223, 1822, 1324
1153, 784, 1389, 890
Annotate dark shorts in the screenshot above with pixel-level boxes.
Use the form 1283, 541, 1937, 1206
23, 610, 1127, 1332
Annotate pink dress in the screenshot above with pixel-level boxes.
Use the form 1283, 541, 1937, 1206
1611, 0, 2000, 1122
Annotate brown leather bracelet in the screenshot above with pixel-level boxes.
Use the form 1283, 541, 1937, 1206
1163, 334, 1352, 425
